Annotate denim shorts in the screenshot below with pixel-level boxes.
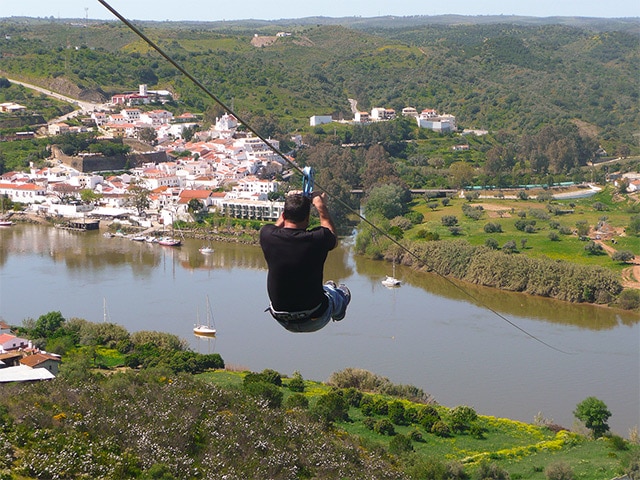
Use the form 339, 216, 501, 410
269, 284, 348, 333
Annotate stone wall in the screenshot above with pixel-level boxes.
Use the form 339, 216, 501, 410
52, 146, 169, 172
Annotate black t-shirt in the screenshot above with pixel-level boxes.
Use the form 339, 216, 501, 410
260, 224, 336, 312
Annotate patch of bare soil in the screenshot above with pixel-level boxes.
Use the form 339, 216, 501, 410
470, 203, 512, 218
251, 36, 277, 47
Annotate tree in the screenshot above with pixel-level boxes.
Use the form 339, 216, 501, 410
441, 215, 458, 227
79, 189, 102, 205
31, 311, 66, 339
138, 127, 157, 144
449, 162, 475, 189
574, 396, 611, 438
126, 179, 151, 215
364, 184, 407, 220
612, 250, 635, 263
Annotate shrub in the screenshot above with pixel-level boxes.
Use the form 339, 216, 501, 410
389, 433, 413, 454
584, 241, 604, 255
284, 393, 309, 410
559, 226, 573, 235
449, 405, 478, 433
544, 462, 574, 480
363, 417, 376, 430
373, 398, 389, 415
287, 371, 305, 392
243, 381, 283, 409
441, 197, 451, 207
404, 211, 424, 225
388, 401, 407, 425
415, 229, 440, 241
502, 240, 518, 254
373, 418, 395, 436
431, 420, 451, 437
417, 405, 441, 430
607, 434, 629, 451
475, 461, 510, 480
408, 428, 423, 442
548, 231, 560, 241
441, 215, 459, 226
485, 238, 499, 249
616, 289, 640, 310
310, 391, 349, 425
484, 222, 502, 233
449, 226, 464, 236
612, 250, 635, 263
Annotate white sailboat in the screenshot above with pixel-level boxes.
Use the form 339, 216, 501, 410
193, 295, 216, 337
381, 260, 401, 288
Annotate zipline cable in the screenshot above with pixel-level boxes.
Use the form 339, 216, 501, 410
97, 0, 573, 354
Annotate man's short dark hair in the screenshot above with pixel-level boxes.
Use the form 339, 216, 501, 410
283, 193, 311, 223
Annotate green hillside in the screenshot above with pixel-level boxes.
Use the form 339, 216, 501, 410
0, 17, 637, 152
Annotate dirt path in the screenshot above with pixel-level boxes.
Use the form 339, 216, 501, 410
595, 239, 640, 289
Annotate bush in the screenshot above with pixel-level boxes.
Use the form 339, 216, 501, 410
484, 222, 503, 233
544, 462, 574, 480
431, 420, 451, 437
284, 393, 309, 409
548, 231, 560, 241
287, 371, 305, 392
243, 381, 283, 409
449, 405, 478, 433
415, 229, 440, 241
616, 289, 640, 310
612, 250, 635, 263
502, 240, 518, 254
373, 418, 395, 436
441, 215, 459, 226
475, 461, 510, 480
388, 401, 407, 425
373, 398, 389, 415
389, 433, 413, 454
584, 241, 604, 255
310, 391, 349, 426
485, 238, 499, 249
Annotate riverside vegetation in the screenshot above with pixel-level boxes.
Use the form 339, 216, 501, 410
1, 312, 639, 479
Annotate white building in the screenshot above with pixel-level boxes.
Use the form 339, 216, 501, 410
354, 111, 370, 123
310, 115, 333, 126
370, 108, 395, 121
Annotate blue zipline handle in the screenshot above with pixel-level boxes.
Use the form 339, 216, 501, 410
302, 166, 315, 197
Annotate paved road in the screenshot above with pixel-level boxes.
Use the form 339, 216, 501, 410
7, 78, 105, 121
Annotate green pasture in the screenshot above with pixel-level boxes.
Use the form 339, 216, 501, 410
409, 187, 639, 273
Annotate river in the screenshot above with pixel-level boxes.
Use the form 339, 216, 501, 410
0, 224, 638, 436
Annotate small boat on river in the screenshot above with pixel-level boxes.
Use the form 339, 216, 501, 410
381, 261, 401, 288
158, 237, 181, 246
193, 296, 216, 337
199, 245, 214, 254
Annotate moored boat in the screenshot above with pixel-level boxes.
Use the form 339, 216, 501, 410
158, 237, 181, 246
193, 296, 216, 337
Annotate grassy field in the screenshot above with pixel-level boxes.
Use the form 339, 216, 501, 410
409, 186, 639, 274
202, 370, 639, 479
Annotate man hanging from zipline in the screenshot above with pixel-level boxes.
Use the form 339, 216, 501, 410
260, 178, 351, 333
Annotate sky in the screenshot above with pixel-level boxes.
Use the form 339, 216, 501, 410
2, 0, 638, 22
